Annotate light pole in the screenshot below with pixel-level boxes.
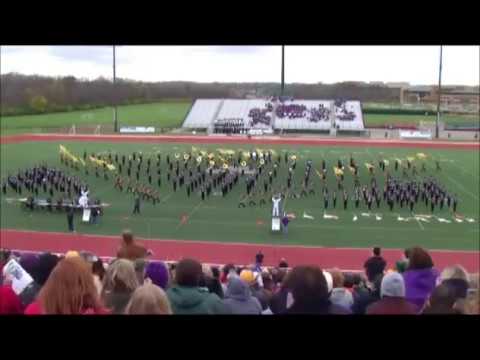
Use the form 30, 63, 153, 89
113, 45, 118, 133
281, 45, 285, 96
435, 45, 443, 139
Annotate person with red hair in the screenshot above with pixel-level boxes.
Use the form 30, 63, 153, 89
24, 257, 109, 315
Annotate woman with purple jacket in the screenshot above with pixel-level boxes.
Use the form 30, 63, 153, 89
402, 247, 439, 312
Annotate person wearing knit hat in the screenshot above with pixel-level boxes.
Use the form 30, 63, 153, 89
145, 261, 169, 290
366, 272, 417, 315
240, 269, 256, 285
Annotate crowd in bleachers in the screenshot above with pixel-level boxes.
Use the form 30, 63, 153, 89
213, 118, 247, 134
309, 103, 331, 122
334, 99, 357, 121
1, 232, 478, 315
276, 104, 307, 119
248, 108, 272, 127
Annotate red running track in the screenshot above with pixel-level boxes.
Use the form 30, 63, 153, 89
1, 229, 479, 272
1, 133, 479, 149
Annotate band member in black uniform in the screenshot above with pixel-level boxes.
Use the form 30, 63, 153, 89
173, 178, 177, 192
148, 175, 152, 185
133, 193, 141, 215
332, 190, 337, 208
323, 188, 329, 209
367, 195, 373, 211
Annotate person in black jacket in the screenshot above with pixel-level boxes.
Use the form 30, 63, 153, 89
363, 247, 387, 282
67, 206, 75, 232
283, 265, 350, 314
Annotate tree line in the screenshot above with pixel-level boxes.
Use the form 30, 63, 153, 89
1, 73, 401, 116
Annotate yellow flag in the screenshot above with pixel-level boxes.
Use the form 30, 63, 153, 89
384, 160, 390, 167
416, 153, 427, 160
407, 157, 415, 162
365, 163, 375, 170
334, 167, 344, 176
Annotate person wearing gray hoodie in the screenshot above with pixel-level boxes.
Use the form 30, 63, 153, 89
222, 277, 263, 315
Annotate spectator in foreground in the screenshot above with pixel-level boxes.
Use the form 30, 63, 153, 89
403, 247, 439, 312
205, 266, 224, 299
240, 269, 269, 311
166, 258, 229, 314
0, 284, 23, 314
366, 272, 417, 315
125, 283, 172, 315
395, 248, 411, 273
134, 259, 147, 286
220, 263, 236, 293
91, 258, 106, 296
101, 259, 139, 314
269, 270, 292, 314
363, 247, 387, 282
462, 289, 479, 315
19, 252, 59, 307
352, 273, 383, 314
222, 277, 262, 315
439, 265, 470, 301
116, 230, 148, 261
145, 261, 169, 290
25, 257, 108, 315
283, 265, 350, 314
422, 284, 460, 314
278, 258, 289, 269
329, 268, 354, 311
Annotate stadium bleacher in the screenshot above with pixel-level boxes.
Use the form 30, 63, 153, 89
182, 98, 366, 133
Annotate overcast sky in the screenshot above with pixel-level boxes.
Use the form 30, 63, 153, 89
1, 46, 478, 85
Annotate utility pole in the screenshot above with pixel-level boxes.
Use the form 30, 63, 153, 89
435, 45, 443, 139
113, 45, 118, 133
281, 45, 285, 96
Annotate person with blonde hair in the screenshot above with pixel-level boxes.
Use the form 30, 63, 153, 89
439, 264, 470, 302
439, 265, 469, 283
125, 283, 172, 315
101, 258, 139, 314
24, 257, 109, 315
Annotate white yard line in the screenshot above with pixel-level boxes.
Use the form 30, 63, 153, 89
413, 216, 425, 231
443, 173, 479, 201
447, 160, 478, 179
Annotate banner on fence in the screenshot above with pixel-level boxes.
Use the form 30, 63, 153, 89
399, 130, 432, 140
120, 127, 155, 133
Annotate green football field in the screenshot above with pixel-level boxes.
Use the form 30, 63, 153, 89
0, 101, 193, 135
1, 140, 479, 252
